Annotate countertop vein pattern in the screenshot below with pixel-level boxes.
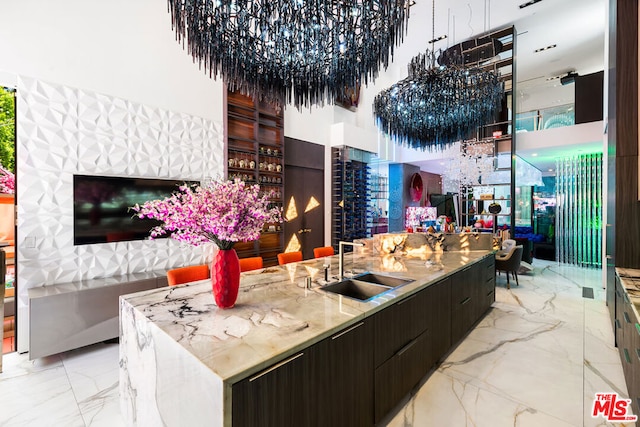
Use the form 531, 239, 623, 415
617, 267, 640, 321
120, 251, 491, 383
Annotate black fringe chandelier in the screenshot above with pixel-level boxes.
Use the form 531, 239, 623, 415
372, 0, 503, 150
373, 52, 503, 150
167, 0, 411, 109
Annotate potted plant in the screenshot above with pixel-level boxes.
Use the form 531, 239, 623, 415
132, 178, 283, 308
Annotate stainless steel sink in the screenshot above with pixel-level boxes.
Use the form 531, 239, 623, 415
320, 280, 393, 301
353, 273, 414, 288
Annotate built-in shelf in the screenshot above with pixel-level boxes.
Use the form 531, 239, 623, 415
460, 26, 516, 232
226, 89, 284, 266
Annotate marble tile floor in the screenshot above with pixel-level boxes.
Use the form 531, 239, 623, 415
0, 260, 634, 427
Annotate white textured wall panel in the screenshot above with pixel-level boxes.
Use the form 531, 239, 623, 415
16, 76, 224, 353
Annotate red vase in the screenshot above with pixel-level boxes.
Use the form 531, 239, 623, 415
211, 248, 240, 309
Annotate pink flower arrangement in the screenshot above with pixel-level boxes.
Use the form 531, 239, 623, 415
0, 164, 15, 194
132, 178, 282, 250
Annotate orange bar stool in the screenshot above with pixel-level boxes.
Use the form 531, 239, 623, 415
277, 251, 303, 265
167, 264, 210, 286
239, 256, 263, 272
313, 246, 335, 258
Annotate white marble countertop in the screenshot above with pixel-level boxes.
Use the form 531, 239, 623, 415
616, 267, 640, 322
121, 250, 493, 384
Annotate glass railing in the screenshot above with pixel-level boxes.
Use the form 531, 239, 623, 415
515, 104, 575, 132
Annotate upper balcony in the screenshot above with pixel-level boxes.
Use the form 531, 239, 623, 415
516, 104, 575, 133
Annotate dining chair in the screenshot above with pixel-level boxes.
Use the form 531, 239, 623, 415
495, 245, 523, 289
501, 238, 517, 253
277, 251, 303, 265
167, 264, 210, 286
239, 256, 263, 272
313, 246, 335, 258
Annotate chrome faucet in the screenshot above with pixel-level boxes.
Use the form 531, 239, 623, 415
339, 241, 365, 280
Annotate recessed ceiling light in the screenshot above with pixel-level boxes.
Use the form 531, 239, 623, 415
519, 0, 543, 9
531, 153, 538, 157
548, 168, 554, 172
535, 44, 557, 53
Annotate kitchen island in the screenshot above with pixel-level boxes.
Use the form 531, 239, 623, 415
613, 268, 640, 418
120, 249, 495, 426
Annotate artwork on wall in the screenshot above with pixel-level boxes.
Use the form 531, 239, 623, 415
336, 84, 361, 111
409, 173, 423, 202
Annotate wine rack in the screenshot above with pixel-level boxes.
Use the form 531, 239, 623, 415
332, 148, 372, 248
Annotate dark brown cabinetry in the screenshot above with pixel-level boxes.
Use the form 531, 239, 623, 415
452, 258, 495, 345
233, 320, 373, 427
451, 265, 478, 344
628, 317, 640, 417
479, 256, 496, 316
226, 89, 284, 266
232, 349, 316, 427
374, 291, 429, 367
374, 328, 432, 423
615, 277, 625, 348
429, 277, 453, 362
615, 276, 640, 417
315, 320, 374, 427
232, 256, 496, 426
373, 277, 452, 423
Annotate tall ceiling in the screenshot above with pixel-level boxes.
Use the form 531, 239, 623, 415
400, 0, 606, 174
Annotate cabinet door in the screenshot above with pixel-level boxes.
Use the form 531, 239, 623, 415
425, 277, 452, 363
373, 278, 451, 423
374, 290, 429, 367
621, 293, 638, 404
478, 256, 496, 317
451, 266, 476, 344
629, 315, 640, 418
315, 320, 374, 427
615, 278, 625, 349
374, 328, 432, 423
232, 350, 315, 427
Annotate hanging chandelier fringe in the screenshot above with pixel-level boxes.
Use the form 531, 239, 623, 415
167, 0, 410, 109
373, 47, 504, 151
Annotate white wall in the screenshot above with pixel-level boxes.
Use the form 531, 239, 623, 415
517, 83, 575, 113
0, 0, 225, 122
